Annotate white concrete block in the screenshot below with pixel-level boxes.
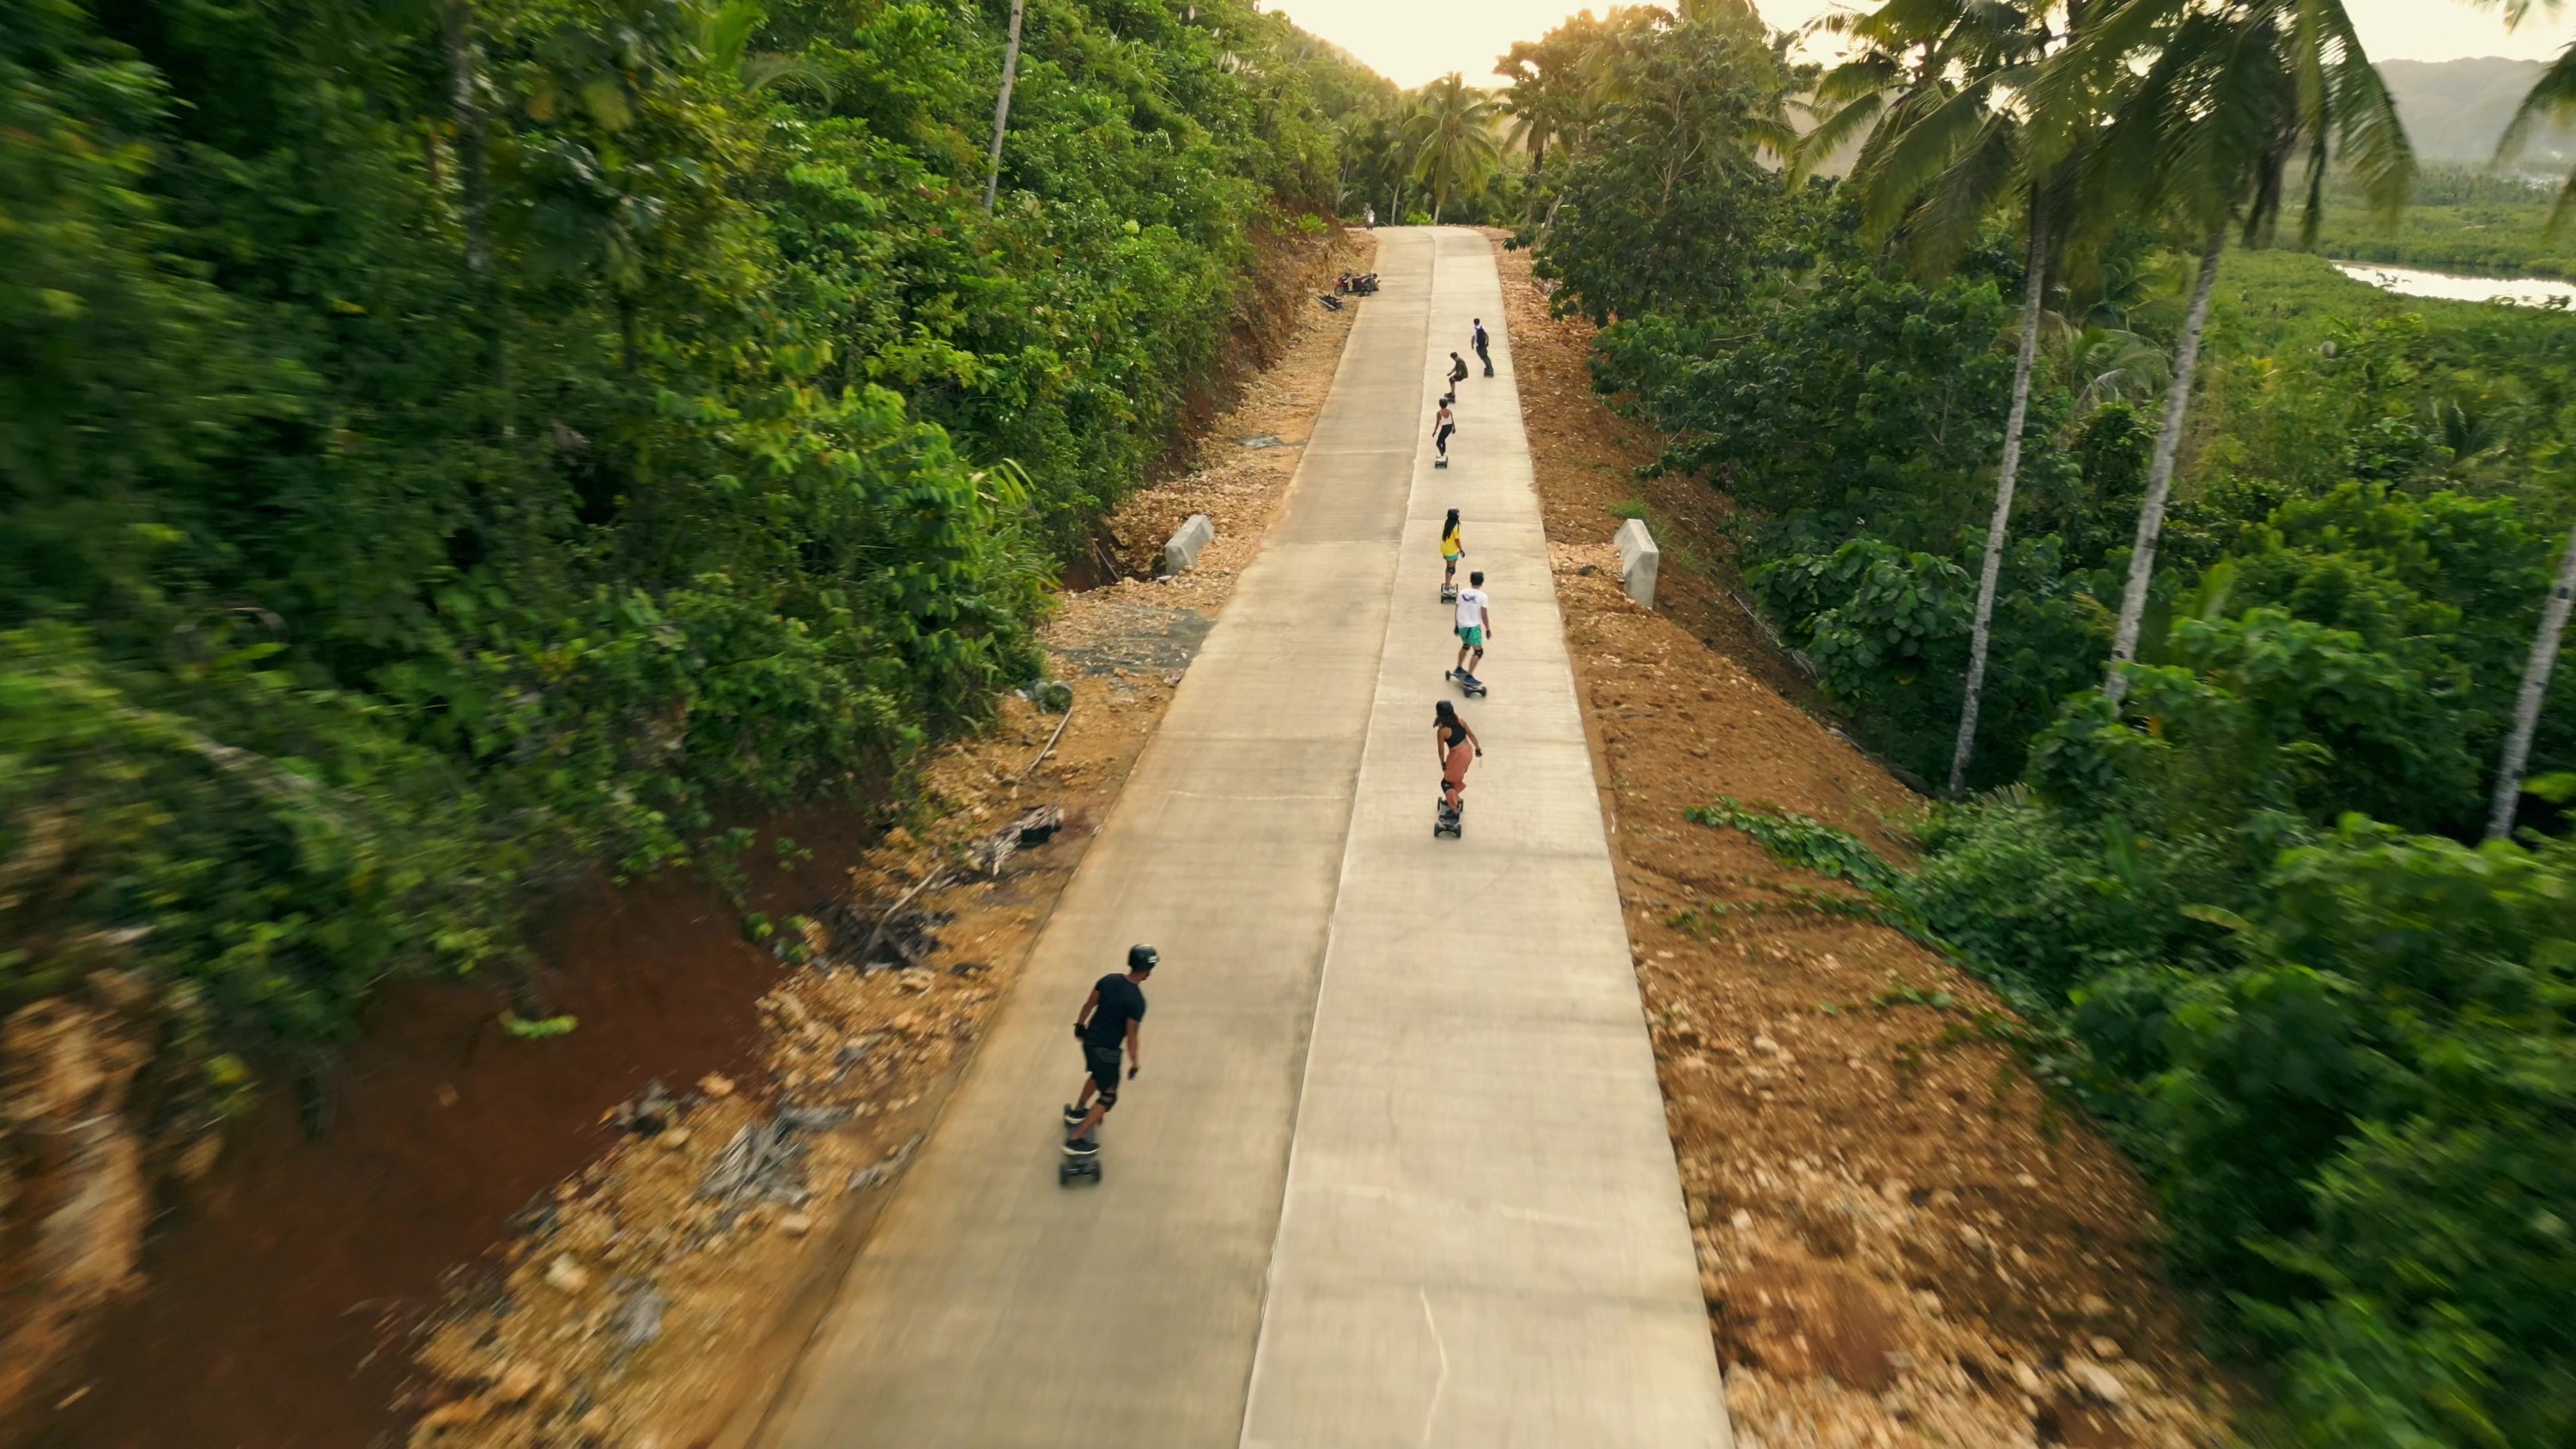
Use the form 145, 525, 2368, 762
1614, 516, 1660, 609
1161, 512, 1215, 575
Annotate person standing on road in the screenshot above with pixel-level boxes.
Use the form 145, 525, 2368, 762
1434, 399, 1456, 466
1473, 319, 1492, 376
1439, 508, 1465, 599
1064, 945, 1157, 1153
1450, 569, 1492, 684
1434, 700, 1482, 814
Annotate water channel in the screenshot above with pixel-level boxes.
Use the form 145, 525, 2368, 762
2333, 259, 2576, 308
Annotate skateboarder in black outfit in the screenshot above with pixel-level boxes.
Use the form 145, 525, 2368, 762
1064, 945, 1157, 1154
1473, 320, 1492, 376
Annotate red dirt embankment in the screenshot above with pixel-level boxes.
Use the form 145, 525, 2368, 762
1, 230, 1369, 1449
6, 820, 835, 1449
1496, 235, 2238, 1449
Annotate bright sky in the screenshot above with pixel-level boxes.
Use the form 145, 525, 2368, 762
1263, 0, 2576, 89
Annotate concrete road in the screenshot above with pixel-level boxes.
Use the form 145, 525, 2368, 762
760, 229, 1731, 1449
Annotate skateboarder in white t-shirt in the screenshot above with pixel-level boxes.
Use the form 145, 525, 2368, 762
1449, 572, 1492, 687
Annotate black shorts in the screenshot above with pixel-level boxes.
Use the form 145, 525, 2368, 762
1083, 1042, 1123, 1107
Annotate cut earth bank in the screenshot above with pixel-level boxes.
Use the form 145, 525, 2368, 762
379, 230, 1377, 1449
381, 231, 2242, 1449
21, 220, 2251, 1449
0, 231, 1365, 1449
1496, 234, 2239, 1449
387, 229, 2239, 1449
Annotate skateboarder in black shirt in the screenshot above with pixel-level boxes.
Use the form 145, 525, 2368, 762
1064, 945, 1157, 1152
1473, 319, 1492, 376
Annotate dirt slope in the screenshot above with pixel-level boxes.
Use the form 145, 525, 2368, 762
1494, 236, 2236, 1449
383, 234, 1376, 1449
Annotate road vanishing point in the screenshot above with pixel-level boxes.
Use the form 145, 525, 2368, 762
759, 228, 1735, 1449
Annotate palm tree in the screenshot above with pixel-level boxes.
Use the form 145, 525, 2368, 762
1406, 75, 1503, 223
1789, 0, 1988, 189
2442, 0, 2576, 831
2040, 0, 2412, 706
1808, 0, 2063, 795
2050, 320, 2170, 415
1496, 5, 1665, 234
983, 0, 1027, 212
2490, 529, 2576, 837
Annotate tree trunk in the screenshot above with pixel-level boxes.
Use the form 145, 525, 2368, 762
1947, 207, 2049, 797
440, 0, 509, 431
981, 0, 1027, 214
2103, 228, 2224, 706
2488, 521, 2576, 839
440, 0, 491, 279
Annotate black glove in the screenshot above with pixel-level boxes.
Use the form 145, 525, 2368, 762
1072, 1023, 1085, 1039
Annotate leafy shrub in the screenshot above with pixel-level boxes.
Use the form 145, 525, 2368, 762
1686, 796, 1903, 895
2, 0, 1376, 1078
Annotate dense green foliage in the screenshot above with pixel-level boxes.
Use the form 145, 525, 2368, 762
2, 0, 1374, 1074
2307, 166, 2576, 278
1514, 2, 2576, 1439
1332, 70, 1518, 228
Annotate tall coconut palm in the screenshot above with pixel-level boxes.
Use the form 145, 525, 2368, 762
2040, 0, 2413, 705
2471, 0, 2576, 831
1406, 74, 1503, 223
983, 0, 1028, 212
2490, 528, 2576, 837
1811, 0, 2066, 795
1789, 0, 1994, 188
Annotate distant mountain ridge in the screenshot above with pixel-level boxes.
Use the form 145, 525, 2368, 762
2381, 57, 2576, 167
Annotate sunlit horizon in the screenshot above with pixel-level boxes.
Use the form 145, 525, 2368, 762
1261, 0, 2576, 90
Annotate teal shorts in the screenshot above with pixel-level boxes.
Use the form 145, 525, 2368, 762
1456, 625, 1485, 648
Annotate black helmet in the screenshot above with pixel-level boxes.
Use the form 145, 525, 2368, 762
1127, 944, 1161, 971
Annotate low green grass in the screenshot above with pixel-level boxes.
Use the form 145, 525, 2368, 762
2305, 167, 2576, 278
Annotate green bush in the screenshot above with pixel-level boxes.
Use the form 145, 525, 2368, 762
2, 0, 1377, 1072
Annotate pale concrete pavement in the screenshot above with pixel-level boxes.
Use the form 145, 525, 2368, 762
760, 230, 1729, 1448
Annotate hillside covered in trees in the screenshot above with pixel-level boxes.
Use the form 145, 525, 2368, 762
1508, 0, 2576, 1442
2382, 56, 2576, 167
3, 0, 1376, 1119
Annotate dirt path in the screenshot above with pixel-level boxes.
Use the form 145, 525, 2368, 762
382, 234, 1376, 1449
1493, 237, 2236, 1449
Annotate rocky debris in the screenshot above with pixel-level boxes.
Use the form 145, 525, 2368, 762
1051, 601, 1216, 677
966, 805, 1064, 877
606, 1079, 680, 1136
490, 1362, 543, 1405
696, 1073, 735, 1099
399, 228, 1373, 1449
696, 1108, 848, 1222
2068, 1357, 2129, 1407
847, 906, 945, 973
1497, 236, 2232, 1449
0, 997, 150, 1422
605, 1279, 665, 1358
544, 1256, 589, 1294
848, 1136, 922, 1194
